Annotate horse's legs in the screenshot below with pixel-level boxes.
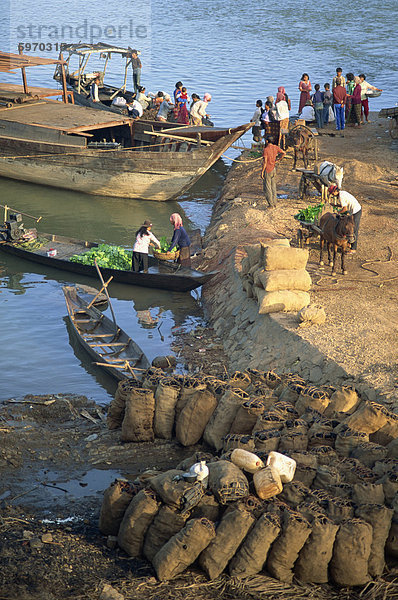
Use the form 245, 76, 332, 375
331, 244, 337, 276
293, 148, 297, 170
327, 242, 333, 267
303, 149, 308, 169
341, 247, 347, 275
320, 236, 324, 265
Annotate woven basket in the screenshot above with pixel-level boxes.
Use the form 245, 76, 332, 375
154, 250, 180, 261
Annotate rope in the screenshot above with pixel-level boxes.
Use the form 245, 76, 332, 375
221, 153, 262, 163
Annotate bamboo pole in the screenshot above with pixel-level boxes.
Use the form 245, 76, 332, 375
59, 53, 68, 104
18, 45, 28, 95
85, 275, 113, 309
94, 260, 117, 333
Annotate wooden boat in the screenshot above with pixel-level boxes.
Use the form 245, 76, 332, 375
0, 232, 217, 292
63, 285, 150, 380
0, 51, 252, 201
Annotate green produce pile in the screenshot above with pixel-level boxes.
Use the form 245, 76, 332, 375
294, 202, 324, 223
248, 150, 262, 158
18, 237, 46, 251
153, 236, 177, 254
70, 244, 132, 270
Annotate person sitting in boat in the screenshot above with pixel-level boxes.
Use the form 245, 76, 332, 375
168, 213, 191, 267
132, 220, 161, 272
190, 93, 211, 126
127, 96, 144, 119
90, 76, 101, 103
137, 86, 151, 110
157, 94, 174, 122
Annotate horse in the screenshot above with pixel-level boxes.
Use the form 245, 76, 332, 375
288, 126, 312, 170
319, 212, 355, 275
318, 161, 344, 189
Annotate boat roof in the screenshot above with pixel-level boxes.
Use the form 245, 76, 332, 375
0, 51, 66, 72
61, 43, 132, 56
0, 99, 131, 133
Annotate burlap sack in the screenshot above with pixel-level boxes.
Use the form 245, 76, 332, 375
313, 465, 341, 490
153, 378, 180, 439
230, 398, 265, 434
329, 483, 353, 499
175, 377, 207, 421
228, 370, 251, 391
143, 504, 189, 562
120, 388, 155, 442
223, 433, 255, 452
253, 466, 283, 500
279, 481, 310, 508
152, 518, 216, 581
199, 506, 255, 579
309, 445, 338, 465
240, 255, 251, 275
142, 373, 164, 392
295, 387, 330, 416
245, 368, 266, 384
252, 410, 285, 434
283, 418, 309, 436
264, 370, 282, 389
229, 512, 281, 578
296, 500, 326, 522
148, 470, 199, 509
324, 386, 360, 417
345, 402, 389, 434
294, 465, 317, 487
376, 472, 398, 506
208, 460, 249, 504
191, 493, 222, 522
387, 437, 398, 459
99, 479, 140, 536
257, 289, 310, 314
352, 483, 385, 506
344, 463, 377, 485
290, 451, 318, 468
273, 399, 300, 418
257, 268, 311, 292
386, 516, 398, 558
335, 425, 369, 457
203, 388, 249, 451
308, 418, 333, 437
117, 489, 160, 556
279, 432, 308, 453
263, 246, 309, 271
298, 304, 326, 325
351, 442, 388, 468
373, 458, 397, 478
356, 503, 394, 576
107, 379, 142, 429
327, 497, 354, 523
308, 431, 336, 449
254, 429, 281, 453
176, 389, 217, 446
295, 515, 339, 583
203, 377, 228, 398
371, 413, 398, 446
301, 407, 323, 425
244, 243, 262, 268
266, 510, 311, 583
330, 519, 372, 586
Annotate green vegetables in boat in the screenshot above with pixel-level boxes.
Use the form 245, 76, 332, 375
70, 244, 132, 270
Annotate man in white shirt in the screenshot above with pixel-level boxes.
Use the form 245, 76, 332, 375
90, 76, 101, 103
328, 185, 362, 252
300, 101, 315, 123
190, 94, 208, 126
128, 98, 143, 118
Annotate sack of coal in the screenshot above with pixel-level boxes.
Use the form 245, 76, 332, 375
117, 489, 160, 556
266, 509, 312, 583
324, 386, 360, 416
294, 514, 338, 583
120, 388, 155, 442
228, 370, 252, 391
230, 398, 265, 434
148, 470, 200, 509
107, 379, 142, 429
330, 518, 372, 586
175, 376, 206, 421
99, 479, 141, 536
152, 518, 215, 581
153, 378, 180, 439
143, 504, 189, 562
345, 401, 389, 434
176, 389, 217, 446
223, 433, 255, 453
356, 503, 394, 576
229, 512, 281, 578
254, 429, 281, 452
203, 388, 249, 451
295, 387, 330, 416
208, 460, 249, 504
198, 505, 255, 579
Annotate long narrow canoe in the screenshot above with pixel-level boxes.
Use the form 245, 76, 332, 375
0, 233, 217, 292
63, 285, 150, 381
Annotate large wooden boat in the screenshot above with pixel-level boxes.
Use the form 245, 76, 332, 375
0, 232, 217, 292
63, 285, 150, 381
0, 51, 252, 200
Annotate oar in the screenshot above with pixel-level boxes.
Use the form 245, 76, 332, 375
85, 275, 113, 309
0, 203, 42, 223
94, 259, 117, 334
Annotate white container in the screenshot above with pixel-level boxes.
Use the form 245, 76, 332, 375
47, 248, 57, 258
266, 451, 296, 483
231, 448, 264, 473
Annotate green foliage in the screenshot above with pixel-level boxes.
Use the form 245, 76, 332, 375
153, 236, 177, 253
69, 244, 132, 270
294, 202, 324, 223
248, 150, 262, 158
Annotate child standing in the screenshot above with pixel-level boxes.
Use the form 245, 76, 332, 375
322, 83, 333, 125
312, 84, 324, 129
177, 87, 190, 124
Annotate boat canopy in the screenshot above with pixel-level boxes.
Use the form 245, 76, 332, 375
59, 43, 132, 57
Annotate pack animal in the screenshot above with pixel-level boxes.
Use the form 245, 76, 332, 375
319, 161, 344, 189
288, 127, 312, 170
319, 212, 355, 275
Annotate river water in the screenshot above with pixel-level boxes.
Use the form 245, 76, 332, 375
0, 0, 396, 401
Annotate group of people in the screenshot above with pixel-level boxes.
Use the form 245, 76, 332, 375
298, 69, 382, 133
131, 213, 191, 273
251, 87, 291, 143
153, 83, 212, 126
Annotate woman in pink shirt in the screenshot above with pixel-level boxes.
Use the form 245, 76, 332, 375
298, 73, 312, 113
132, 220, 160, 272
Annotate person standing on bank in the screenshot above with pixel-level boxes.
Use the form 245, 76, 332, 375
328, 185, 362, 252
298, 73, 312, 113
261, 136, 286, 208
332, 78, 347, 134
132, 220, 160, 272
251, 99, 263, 142
168, 213, 191, 267
129, 49, 142, 95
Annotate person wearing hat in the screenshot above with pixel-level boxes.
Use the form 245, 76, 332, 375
132, 220, 160, 272
328, 185, 362, 252
129, 49, 142, 95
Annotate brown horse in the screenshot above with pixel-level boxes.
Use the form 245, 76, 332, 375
319, 212, 355, 275
288, 126, 312, 170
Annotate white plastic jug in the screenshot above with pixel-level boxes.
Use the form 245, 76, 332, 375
230, 448, 264, 473
266, 451, 296, 483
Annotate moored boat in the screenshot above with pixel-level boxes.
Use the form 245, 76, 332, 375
0, 50, 252, 200
63, 285, 150, 380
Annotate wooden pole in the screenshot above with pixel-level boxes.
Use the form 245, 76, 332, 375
59, 53, 68, 104
0, 203, 41, 222
94, 260, 117, 333
18, 45, 28, 95
86, 276, 113, 309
